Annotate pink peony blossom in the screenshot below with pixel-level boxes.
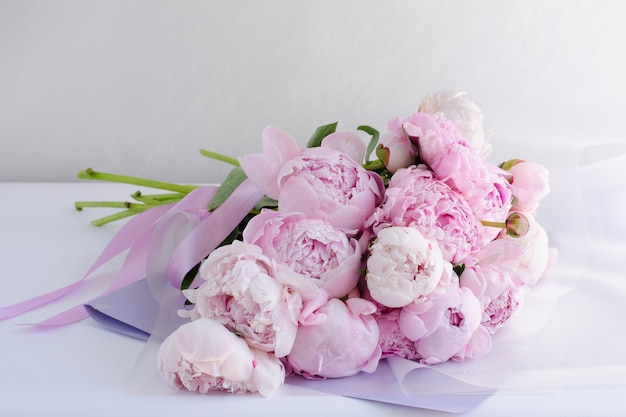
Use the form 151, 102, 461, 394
238, 125, 303, 199
501, 214, 554, 285
366, 226, 445, 308
399, 282, 489, 364
321, 131, 367, 164
377, 116, 418, 174
376, 308, 421, 361
239, 127, 384, 233
157, 318, 285, 397
277, 146, 384, 233
368, 165, 484, 264
461, 264, 526, 334
243, 210, 362, 298
402, 112, 512, 238
286, 298, 381, 379
459, 239, 528, 332
504, 160, 550, 213
418, 91, 493, 158
372, 266, 490, 364
481, 284, 524, 333
182, 241, 316, 357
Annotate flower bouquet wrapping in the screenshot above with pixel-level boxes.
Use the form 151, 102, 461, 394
0, 91, 555, 402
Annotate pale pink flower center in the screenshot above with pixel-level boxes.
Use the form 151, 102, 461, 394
272, 221, 345, 279
446, 308, 465, 327
172, 358, 249, 395
483, 291, 517, 333
396, 253, 430, 279
290, 155, 360, 203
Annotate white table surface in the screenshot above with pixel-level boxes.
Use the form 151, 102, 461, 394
1, 181, 625, 417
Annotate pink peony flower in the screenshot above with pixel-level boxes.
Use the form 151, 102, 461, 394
372, 264, 490, 365
377, 116, 418, 174
239, 127, 384, 233
375, 308, 421, 361
277, 146, 384, 233
321, 130, 367, 164
182, 241, 316, 357
399, 283, 489, 364
418, 91, 493, 158
480, 283, 524, 333
504, 160, 550, 213
286, 298, 381, 379
237, 125, 303, 199
459, 239, 529, 333
403, 112, 512, 238
366, 226, 445, 308
157, 318, 285, 397
501, 214, 554, 286
368, 165, 484, 264
243, 210, 362, 298
461, 264, 526, 334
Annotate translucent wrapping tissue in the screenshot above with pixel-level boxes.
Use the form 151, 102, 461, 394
84, 141, 626, 413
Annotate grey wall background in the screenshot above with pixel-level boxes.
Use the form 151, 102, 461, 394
1, 0, 625, 183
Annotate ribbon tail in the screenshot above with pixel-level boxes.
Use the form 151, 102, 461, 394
0, 280, 86, 320
25, 305, 90, 327
1, 186, 219, 324
81, 203, 175, 279
0, 204, 174, 321
26, 225, 157, 326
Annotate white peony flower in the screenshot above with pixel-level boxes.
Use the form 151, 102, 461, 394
502, 215, 552, 285
366, 226, 445, 308
419, 91, 492, 159
157, 318, 285, 397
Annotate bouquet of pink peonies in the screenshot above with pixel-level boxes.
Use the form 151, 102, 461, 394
0, 91, 555, 398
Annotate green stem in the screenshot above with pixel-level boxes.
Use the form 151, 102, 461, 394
481, 220, 506, 228
77, 168, 198, 194
90, 208, 150, 227
74, 201, 146, 210
131, 191, 186, 204
131, 191, 185, 200
199, 149, 240, 166
75, 201, 134, 210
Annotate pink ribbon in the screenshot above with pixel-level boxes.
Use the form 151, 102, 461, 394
33, 221, 163, 326
166, 179, 265, 289
0, 203, 174, 321
0, 182, 266, 326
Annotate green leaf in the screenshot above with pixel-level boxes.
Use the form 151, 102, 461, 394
499, 158, 522, 171
306, 122, 338, 148
254, 195, 278, 211
180, 263, 201, 292
357, 125, 380, 163
375, 143, 390, 167
207, 166, 248, 211
217, 224, 242, 248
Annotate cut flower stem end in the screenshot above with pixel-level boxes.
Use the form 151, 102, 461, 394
199, 149, 240, 166
89, 208, 149, 226
75, 168, 199, 226
77, 168, 198, 194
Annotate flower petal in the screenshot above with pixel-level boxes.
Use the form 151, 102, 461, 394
322, 131, 366, 164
